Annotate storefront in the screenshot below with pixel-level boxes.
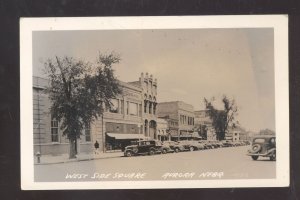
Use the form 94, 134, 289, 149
105, 132, 149, 151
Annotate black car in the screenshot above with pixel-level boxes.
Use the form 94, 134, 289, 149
124, 140, 166, 157
247, 136, 276, 161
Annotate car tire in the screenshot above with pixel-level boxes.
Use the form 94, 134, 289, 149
251, 155, 259, 160
251, 144, 262, 153
125, 151, 132, 157
162, 149, 167, 154
175, 148, 179, 153
189, 146, 195, 151
149, 149, 155, 156
270, 153, 276, 161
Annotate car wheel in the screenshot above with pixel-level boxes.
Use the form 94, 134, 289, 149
175, 148, 179, 153
149, 149, 155, 156
270, 153, 276, 161
125, 151, 132, 157
251, 155, 259, 160
162, 149, 167, 154
189, 146, 195, 151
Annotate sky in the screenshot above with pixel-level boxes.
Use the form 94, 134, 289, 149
33, 28, 275, 132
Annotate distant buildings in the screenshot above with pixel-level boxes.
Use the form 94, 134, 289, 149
157, 101, 195, 140
156, 118, 169, 141
157, 115, 179, 139
226, 126, 249, 142
194, 110, 216, 141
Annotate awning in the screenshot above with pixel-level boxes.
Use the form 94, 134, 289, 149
106, 133, 148, 140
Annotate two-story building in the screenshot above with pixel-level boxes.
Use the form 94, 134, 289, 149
157, 101, 195, 140
33, 72, 158, 155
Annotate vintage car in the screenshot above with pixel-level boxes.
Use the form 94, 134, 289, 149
221, 140, 234, 147
124, 140, 169, 157
247, 135, 276, 161
162, 141, 186, 153
198, 140, 213, 149
208, 141, 220, 148
178, 140, 205, 151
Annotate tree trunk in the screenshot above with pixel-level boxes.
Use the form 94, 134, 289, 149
219, 132, 225, 141
69, 138, 77, 159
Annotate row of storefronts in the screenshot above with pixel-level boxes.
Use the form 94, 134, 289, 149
33, 73, 248, 156
33, 73, 160, 155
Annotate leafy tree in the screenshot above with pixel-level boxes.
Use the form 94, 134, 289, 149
44, 53, 122, 158
204, 96, 238, 141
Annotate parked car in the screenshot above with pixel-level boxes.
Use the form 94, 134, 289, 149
216, 141, 224, 148
162, 141, 186, 153
222, 140, 234, 147
209, 141, 223, 148
198, 140, 213, 149
160, 141, 175, 153
208, 141, 220, 148
124, 140, 168, 157
232, 141, 242, 146
178, 140, 205, 151
247, 135, 276, 161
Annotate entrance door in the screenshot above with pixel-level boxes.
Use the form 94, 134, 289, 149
149, 120, 157, 139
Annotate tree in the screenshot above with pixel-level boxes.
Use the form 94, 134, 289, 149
44, 53, 122, 158
204, 96, 238, 141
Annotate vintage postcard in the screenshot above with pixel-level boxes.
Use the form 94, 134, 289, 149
20, 15, 289, 189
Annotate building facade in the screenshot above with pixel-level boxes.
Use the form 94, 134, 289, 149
33, 73, 158, 155
128, 72, 158, 139
33, 77, 94, 156
158, 116, 179, 139
157, 101, 195, 140
225, 126, 248, 142
194, 110, 216, 141
156, 118, 169, 141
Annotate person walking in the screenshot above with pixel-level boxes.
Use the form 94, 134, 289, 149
94, 140, 100, 154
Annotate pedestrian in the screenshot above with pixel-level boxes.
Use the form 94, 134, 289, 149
94, 140, 100, 154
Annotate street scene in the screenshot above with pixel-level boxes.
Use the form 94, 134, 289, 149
35, 145, 275, 182
31, 27, 277, 182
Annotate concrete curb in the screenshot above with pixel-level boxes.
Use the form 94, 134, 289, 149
35, 153, 124, 165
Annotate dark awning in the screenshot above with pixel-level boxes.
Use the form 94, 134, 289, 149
106, 133, 149, 140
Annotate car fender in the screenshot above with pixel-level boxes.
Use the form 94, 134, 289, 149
266, 148, 276, 155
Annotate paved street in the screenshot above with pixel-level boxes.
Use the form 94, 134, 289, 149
35, 146, 275, 182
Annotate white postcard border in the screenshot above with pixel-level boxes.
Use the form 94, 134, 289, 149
20, 15, 289, 190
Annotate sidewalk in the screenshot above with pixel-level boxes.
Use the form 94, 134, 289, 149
35, 151, 124, 165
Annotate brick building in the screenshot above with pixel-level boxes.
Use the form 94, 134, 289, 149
33, 72, 158, 155
157, 101, 195, 140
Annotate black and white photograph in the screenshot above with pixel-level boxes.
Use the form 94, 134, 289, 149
20, 16, 289, 189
